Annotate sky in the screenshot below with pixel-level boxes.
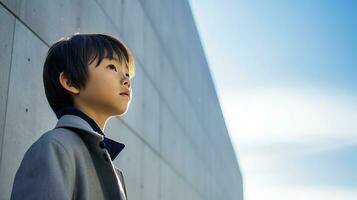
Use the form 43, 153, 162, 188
188, 0, 357, 199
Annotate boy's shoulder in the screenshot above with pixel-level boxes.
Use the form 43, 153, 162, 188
28, 127, 85, 156
42, 127, 82, 145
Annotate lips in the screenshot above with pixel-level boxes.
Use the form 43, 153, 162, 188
120, 91, 130, 98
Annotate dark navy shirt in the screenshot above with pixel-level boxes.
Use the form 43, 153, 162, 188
56, 106, 125, 160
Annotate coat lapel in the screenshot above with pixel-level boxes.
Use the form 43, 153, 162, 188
115, 167, 128, 198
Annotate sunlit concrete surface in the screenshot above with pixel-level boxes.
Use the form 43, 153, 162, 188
0, 1, 243, 199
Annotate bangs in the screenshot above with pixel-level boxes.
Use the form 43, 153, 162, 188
82, 34, 135, 79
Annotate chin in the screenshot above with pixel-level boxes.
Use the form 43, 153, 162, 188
115, 106, 129, 116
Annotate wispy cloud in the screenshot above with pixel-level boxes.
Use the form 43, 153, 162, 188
221, 87, 357, 149
219, 87, 357, 199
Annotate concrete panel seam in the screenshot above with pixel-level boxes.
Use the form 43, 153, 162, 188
132, 56, 203, 159
116, 117, 203, 197
0, 2, 50, 47
0, 3, 16, 173
136, 0, 226, 155
91, 0, 123, 36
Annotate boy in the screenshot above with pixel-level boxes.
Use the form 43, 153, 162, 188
10, 33, 135, 200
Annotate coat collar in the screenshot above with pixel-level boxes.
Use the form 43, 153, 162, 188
56, 106, 105, 135
54, 106, 125, 161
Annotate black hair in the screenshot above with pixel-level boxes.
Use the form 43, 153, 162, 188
43, 33, 135, 115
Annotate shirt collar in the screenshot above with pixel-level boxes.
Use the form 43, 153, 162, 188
55, 106, 125, 160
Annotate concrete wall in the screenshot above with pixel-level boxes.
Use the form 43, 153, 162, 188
0, 0, 243, 199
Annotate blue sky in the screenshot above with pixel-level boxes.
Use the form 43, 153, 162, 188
189, 0, 357, 199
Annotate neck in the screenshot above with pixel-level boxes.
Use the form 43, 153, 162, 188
73, 104, 108, 132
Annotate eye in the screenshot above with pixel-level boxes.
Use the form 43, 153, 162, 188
125, 73, 130, 78
107, 64, 117, 72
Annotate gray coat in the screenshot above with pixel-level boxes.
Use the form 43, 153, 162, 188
10, 114, 128, 200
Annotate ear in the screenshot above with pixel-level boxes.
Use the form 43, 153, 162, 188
59, 72, 80, 95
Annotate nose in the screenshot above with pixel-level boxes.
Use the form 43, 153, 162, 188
123, 77, 131, 89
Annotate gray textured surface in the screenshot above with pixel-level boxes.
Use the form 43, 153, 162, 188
0, 0, 243, 199
0, 15, 54, 199
0, 5, 15, 172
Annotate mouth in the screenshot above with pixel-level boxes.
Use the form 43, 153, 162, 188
120, 92, 130, 99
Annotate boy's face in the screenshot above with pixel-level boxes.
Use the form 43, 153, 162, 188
75, 54, 132, 117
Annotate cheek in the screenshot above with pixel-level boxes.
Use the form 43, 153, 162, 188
86, 76, 118, 99
96, 81, 117, 97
